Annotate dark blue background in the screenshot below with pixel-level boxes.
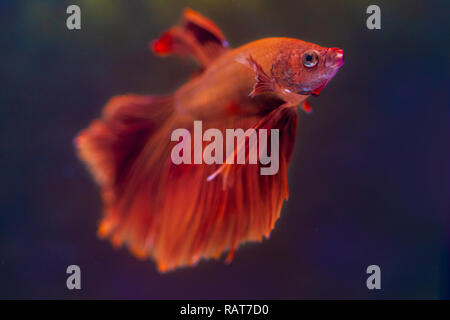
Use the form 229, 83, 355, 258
0, 0, 448, 299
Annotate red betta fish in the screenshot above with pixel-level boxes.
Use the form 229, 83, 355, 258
75, 8, 344, 272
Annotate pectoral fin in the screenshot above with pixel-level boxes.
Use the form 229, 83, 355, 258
236, 55, 277, 98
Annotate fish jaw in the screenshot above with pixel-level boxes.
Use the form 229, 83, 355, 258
311, 47, 344, 96
325, 47, 344, 68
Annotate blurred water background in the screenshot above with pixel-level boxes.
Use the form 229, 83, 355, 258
0, 0, 448, 299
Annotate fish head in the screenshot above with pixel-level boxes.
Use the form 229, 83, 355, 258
272, 41, 344, 96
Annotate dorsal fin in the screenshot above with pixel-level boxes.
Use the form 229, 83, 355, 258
151, 8, 229, 69
182, 8, 228, 47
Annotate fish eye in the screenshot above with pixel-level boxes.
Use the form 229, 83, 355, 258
302, 50, 319, 68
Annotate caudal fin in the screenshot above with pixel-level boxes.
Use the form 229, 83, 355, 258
75, 94, 172, 189
75, 94, 175, 259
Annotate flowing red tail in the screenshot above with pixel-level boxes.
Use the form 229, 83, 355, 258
75, 8, 299, 272
75, 92, 296, 271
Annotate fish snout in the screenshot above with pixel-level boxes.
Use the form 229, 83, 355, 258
325, 48, 344, 68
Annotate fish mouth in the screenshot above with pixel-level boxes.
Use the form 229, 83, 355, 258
297, 89, 312, 96
325, 47, 344, 68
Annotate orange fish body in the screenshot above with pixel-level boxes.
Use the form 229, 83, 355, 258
76, 8, 344, 272
176, 37, 341, 119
